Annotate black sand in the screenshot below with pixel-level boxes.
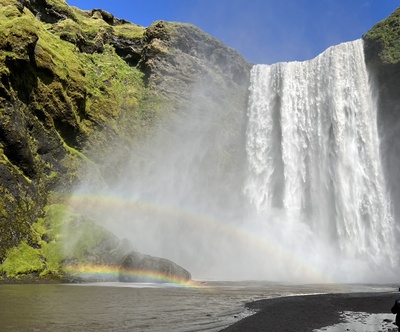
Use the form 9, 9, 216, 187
221, 292, 399, 331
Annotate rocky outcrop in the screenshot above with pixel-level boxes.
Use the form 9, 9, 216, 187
139, 21, 251, 214
140, 21, 250, 105
0, 203, 134, 279
0, 0, 156, 263
119, 251, 191, 283
363, 7, 400, 223
0, 0, 251, 279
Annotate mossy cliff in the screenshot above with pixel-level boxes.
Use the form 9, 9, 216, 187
0, 0, 250, 279
363, 7, 400, 224
0, 0, 152, 274
3, 0, 398, 281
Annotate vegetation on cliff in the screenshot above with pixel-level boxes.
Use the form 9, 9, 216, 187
0, 0, 163, 278
0, 203, 130, 279
0, 0, 251, 280
363, 7, 400, 64
363, 6, 400, 227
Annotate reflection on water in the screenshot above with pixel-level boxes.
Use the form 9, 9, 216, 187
0, 282, 393, 332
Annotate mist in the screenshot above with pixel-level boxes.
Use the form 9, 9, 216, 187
68, 40, 399, 284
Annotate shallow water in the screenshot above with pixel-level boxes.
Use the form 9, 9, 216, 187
0, 282, 394, 332
315, 312, 397, 332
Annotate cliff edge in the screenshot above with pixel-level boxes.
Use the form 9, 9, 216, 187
0, 0, 250, 279
363, 7, 400, 224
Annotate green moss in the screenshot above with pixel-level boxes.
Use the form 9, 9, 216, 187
35, 204, 66, 238
47, 171, 58, 179
1, 0, 164, 158
46, 0, 77, 19
0, 0, 172, 270
153, 20, 178, 34
0, 240, 44, 277
363, 8, 400, 64
63, 219, 109, 262
0, 0, 22, 19
113, 24, 145, 39
36, 28, 86, 84
50, 3, 145, 42
31, 210, 64, 275
0, 203, 118, 278
50, 18, 80, 42
83, 45, 132, 120
39, 241, 62, 275
0, 151, 33, 183
85, 74, 141, 131
0, 165, 43, 260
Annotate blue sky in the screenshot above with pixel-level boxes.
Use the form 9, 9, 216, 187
66, 0, 400, 64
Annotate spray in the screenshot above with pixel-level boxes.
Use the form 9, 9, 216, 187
69, 39, 398, 283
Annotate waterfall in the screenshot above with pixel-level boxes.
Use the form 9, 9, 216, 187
71, 39, 399, 283
244, 39, 397, 278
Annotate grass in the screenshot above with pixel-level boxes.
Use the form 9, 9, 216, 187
113, 24, 145, 39
363, 8, 400, 64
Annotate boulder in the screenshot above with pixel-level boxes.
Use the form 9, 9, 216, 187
119, 251, 191, 283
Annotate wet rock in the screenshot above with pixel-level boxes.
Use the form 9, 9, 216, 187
139, 20, 251, 106
363, 8, 400, 225
138, 20, 251, 216
119, 251, 191, 283
24, 0, 75, 24
90, 9, 114, 25
110, 35, 143, 66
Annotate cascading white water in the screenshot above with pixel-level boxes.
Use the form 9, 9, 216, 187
244, 39, 397, 278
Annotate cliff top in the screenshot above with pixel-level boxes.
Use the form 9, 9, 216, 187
363, 7, 400, 64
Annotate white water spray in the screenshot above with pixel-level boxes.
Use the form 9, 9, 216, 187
70, 40, 398, 283
244, 39, 397, 281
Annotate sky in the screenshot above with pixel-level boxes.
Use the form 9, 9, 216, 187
65, 0, 400, 64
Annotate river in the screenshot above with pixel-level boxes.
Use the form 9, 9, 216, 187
0, 281, 393, 331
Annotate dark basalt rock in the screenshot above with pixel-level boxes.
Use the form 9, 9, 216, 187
363, 8, 400, 225
138, 20, 251, 216
119, 251, 191, 283
139, 20, 251, 104
110, 35, 143, 67
23, 0, 75, 24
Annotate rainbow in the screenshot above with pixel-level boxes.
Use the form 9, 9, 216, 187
64, 264, 197, 287
64, 193, 340, 284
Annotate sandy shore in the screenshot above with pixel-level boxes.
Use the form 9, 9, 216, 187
220, 291, 400, 332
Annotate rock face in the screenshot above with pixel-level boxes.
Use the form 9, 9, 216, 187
140, 21, 250, 106
363, 8, 400, 224
139, 21, 251, 214
119, 251, 191, 283
0, 0, 154, 262
0, 0, 251, 278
